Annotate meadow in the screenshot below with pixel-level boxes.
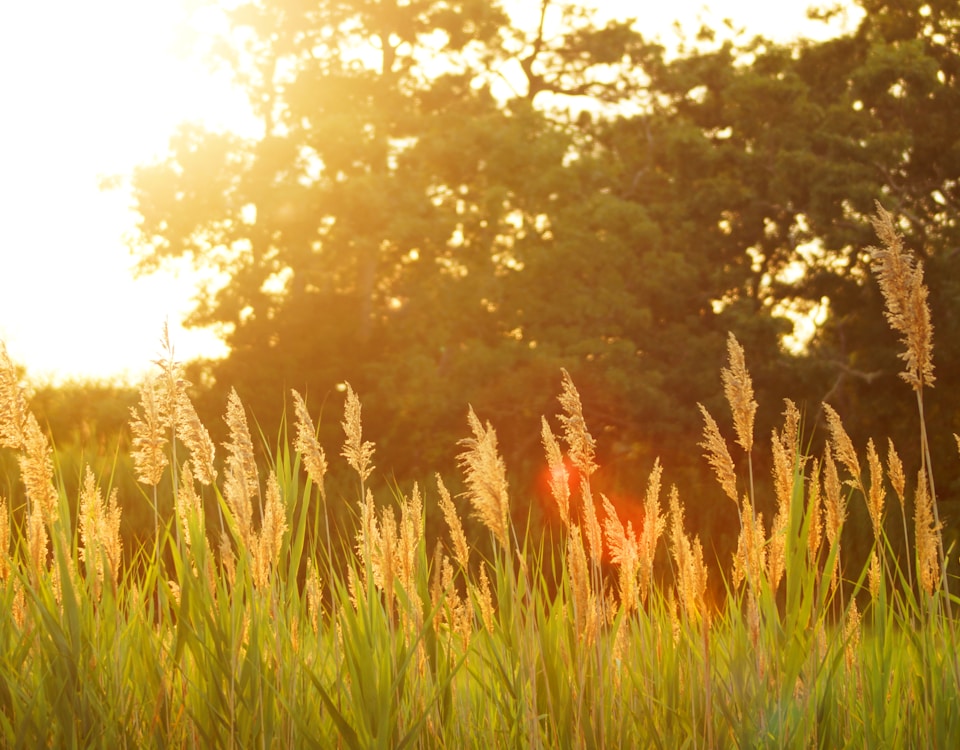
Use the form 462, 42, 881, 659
0, 204, 958, 748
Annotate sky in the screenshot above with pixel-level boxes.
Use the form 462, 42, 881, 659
0, 1, 862, 384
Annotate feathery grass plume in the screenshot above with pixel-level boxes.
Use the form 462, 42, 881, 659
733, 497, 765, 592
580, 480, 603, 567
865, 439, 885, 540
886, 439, 906, 510
439, 554, 470, 646
223, 455, 254, 553
254, 471, 287, 590
823, 446, 846, 592
822, 403, 862, 481
305, 558, 323, 633
129, 374, 168, 486
0, 496, 9, 580
26, 502, 48, 576
437, 475, 469, 571
557, 368, 598, 478
355, 489, 379, 590
914, 469, 940, 597
377, 507, 397, 622
457, 406, 510, 550
291, 389, 328, 498
175, 388, 216, 486
224, 387, 259, 507
602, 493, 639, 613
567, 525, 597, 645
175, 461, 203, 551
697, 404, 738, 503
19, 412, 59, 525
844, 598, 862, 672
341, 382, 375, 484
722, 332, 757, 454
955, 433, 959, 457
807, 458, 824, 563
768, 407, 799, 591
0, 342, 28, 449
476, 564, 495, 634
869, 202, 935, 391
668, 487, 708, 620
638, 463, 666, 604
396, 484, 424, 626
78, 466, 122, 599
541, 416, 571, 527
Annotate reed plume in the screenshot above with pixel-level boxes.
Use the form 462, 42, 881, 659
253, 471, 287, 590
914, 469, 940, 597
437, 474, 469, 571
868, 203, 935, 391
224, 388, 259, 515
541, 417, 570, 527
129, 374, 168, 487
557, 369, 597, 479
0, 496, 10, 580
823, 446, 846, 592
567, 525, 597, 645
602, 493, 639, 613
822, 403, 862, 489
457, 407, 510, 550
0, 342, 27, 449
78, 466, 122, 598
807, 458, 823, 563
291, 389, 328, 498
722, 332, 757, 454
19, 412, 59, 525
341, 382, 375, 485
698, 404, 738, 504
638, 462, 666, 604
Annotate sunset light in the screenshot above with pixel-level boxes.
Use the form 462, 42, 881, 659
0, 0, 856, 382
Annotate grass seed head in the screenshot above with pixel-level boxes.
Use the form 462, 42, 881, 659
341, 382, 375, 483
807, 458, 823, 563
698, 404, 738, 503
822, 403, 862, 486
557, 369, 598, 478
457, 407, 510, 549
0, 342, 28, 450
19, 412, 59, 525
0, 497, 8, 580
866, 438, 885, 540
223, 388, 258, 503
176, 388, 216, 485
291, 389, 328, 498
129, 375, 169, 487
886, 439, 906, 510
722, 332, 757, 454
869, 203, 935, 391
541, 416, 571, 527
477, 564, 495, 634
914, 469, 940, 597
437, 475, 470, 571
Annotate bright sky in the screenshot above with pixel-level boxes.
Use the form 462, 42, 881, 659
0, 0, 861, 384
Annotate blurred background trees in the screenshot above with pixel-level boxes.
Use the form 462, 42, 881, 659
112, 0, 960, 565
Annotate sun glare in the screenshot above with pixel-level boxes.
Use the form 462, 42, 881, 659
0, 0, 860, 383
0, 0, 248, 383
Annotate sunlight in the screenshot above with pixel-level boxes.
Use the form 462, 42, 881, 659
0, 0, 861, 383
0, 0, 249, 383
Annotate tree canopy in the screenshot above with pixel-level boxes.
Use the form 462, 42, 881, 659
127, 0, 960, 557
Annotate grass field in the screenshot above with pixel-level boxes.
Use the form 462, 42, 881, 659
0, 205, 958, 747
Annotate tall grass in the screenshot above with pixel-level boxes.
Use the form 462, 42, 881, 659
0, 206, 958, 747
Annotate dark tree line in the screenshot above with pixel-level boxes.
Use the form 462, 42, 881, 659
122, 0, 960, 565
